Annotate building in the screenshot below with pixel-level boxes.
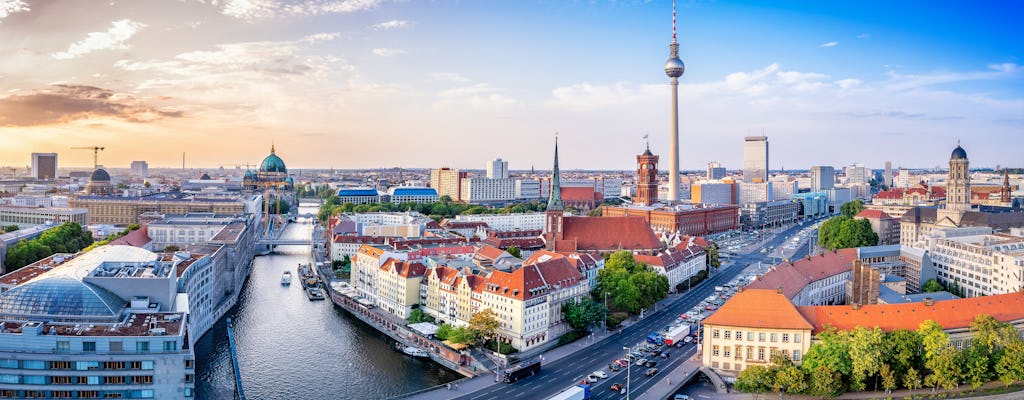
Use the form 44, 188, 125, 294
747, 249, 857, 306
743, 136, 769, 183
460, 178, 515, 205
70, 194, 254, 225
846, 259, 881, 305
690, 182, 733, 206
702, 289, 813, 375
487, 158, 509, 180
376, 259, 427, 319
0, 206, 88, 229
454, 212, 547, 232
945, 145, 970, 213
664, 25, 685, 203
884, 161, 893, 187
707, 162, 726, 180
131, 161, 149, 179
84, 168, 114, 196
927, 230, 1024, 297
855, 209, 900, 245
351, 245, 409, 301
242, 145, 293, 191
792, 192, 828, 219
30, 153, 57, 180
809, 166, 835, 192
635, 146, 660, 206
769, 179, 798, 201
335, 188, 384, 205
430, 168, 466, 201
737, 182, 771, 205
740, 200, 800, 229
514, 179, 541, 200
388, 187, 439, 204
845, 163, 868, 185
603, 204, 739, 237
146, 213, 248, 251
635, 239, 706, 292
897, 168, 911, 189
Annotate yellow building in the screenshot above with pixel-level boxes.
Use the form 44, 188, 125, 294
69, 195, 248, 225
376, 259, 426, 319
701, 289, 813, 375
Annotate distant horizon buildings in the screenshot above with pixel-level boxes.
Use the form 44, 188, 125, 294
810, 166, 835, 192
131, 160, 149, 179
743, 136, 768, 183
486, 158, 509, 180
30, 152, 57, 180
706, 161, 726, 180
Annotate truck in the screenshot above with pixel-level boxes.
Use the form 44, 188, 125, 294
663, 324, 691, 346
503, 359, 542, 383
546, 384, 591, 400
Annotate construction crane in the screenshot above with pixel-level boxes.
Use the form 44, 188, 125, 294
71, 146, 105, 169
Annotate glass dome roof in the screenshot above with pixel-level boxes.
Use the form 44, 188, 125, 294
90, 168, 111, 182
260, 145, 287, 173
0, 275, 125, 320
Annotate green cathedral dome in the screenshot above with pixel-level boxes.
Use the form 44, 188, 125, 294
260, 145, 287, 173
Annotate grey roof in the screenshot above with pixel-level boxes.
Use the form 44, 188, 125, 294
951, 145, 968, 160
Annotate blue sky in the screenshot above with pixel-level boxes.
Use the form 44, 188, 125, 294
0, 0, 1021, 171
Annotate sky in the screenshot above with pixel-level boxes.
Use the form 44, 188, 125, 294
0, 0, 1022, 171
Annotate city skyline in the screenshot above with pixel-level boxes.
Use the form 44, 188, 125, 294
1, 0, 1022, 170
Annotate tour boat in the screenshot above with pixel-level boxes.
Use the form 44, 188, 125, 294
305, 287, 326, 301
399, 345, 430, 358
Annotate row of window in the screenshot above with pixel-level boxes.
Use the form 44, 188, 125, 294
710, 346, 801, 363
53, 340, 177, 354
710, 330, 802, 344
0, 375, 152, 385
0, 360, 157, 371
0, 389, 174, 398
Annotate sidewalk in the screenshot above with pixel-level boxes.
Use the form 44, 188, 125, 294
635, 354, 703, 400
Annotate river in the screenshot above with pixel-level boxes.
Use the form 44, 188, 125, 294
194, 205, 459, 399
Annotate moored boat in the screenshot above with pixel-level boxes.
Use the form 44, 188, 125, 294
281, 271, 292, 285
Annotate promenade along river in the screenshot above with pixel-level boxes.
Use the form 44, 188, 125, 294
194, 206, 458, 399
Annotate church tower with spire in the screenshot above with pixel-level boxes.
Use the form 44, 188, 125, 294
1001, 168, 1012, 205
636, 138, 660, 206
946, 144, 971, 212
544, 135, 565, 251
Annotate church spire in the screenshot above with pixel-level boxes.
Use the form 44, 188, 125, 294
547, 134, 564, 211
1002, 168, 1012, 205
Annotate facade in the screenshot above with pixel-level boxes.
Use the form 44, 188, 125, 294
336, 188, 384, 204
487, 158, 509, 180
131, 161, 149, 179
769, 179, 798, 201
603, 204, 739, 237
514, 179, 541, 200
30, 153, 57, 180
743, 136, 769, 183
376, 259, 427, 319
792, 192, 828, 219
69, 194, 252, 225
84, 169, 114, 196
748, 248, 858, 306
855, 209, 900, 245
707, 162, 726, 180
635, 147, 660, 206
737, 182, 770, 205
884, 161, 893, 187
635, 240, 706, 291
809, 166, 835, 192
690, 182, 733, 206
945, 145, 970, 213
146, 213, 248, 250
740, 200, 800, 229
388, 187, 439, 204
454, 212, 547, 232
845, 163, 868, 185
702, 289, 813, 375
927, 231, 1024, 297
0, 206, 88, 229
351, 245, 408, 301
897, 168, 911, 189
429, 168, 466, 201
460, 178, 516, 204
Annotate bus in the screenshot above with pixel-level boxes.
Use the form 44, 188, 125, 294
503, 359, 542, 383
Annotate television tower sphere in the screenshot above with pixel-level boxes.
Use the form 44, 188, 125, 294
665, 55, 685, 78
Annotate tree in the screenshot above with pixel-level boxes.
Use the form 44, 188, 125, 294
408, 309, 434, 324
164, 245, 180, 252
903, 367, 922, 392
2, 225, 18, 233
879, 364, 897, 393
963, 342, 991, 391
840, 199, 864, 218
817, 215, 878, 250
705, 244, 721, 268
995, 342, 1024, 386
924, 347, 960, 390
848, 326, 885, 391
808, 365, 843, 398
917, 320, 948, 362
469, 309, 500, 346
801, 327, 852, 378
883, 329, 923, 382
774, 366, 808, 395
561, 298, 607, 332
735, 365, 773, 399
436, 323, 454, 340
921, 279, 945, 293
505, 245, 521, 258
594, 251, 668, 314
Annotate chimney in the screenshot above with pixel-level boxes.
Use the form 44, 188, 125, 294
924, 298, 934, 306
776, 287, 783, 294
852, 303, 861, 310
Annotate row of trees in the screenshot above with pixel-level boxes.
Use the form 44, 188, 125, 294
3, 222, 94, 271
82, 224, 141, 252
561, 298, 609, 332
921, 278, 965, 297
1, 225, 18, 233
593, 251, 669, 314
735, 315, 1024, 399
433, 309, 502, 350
817, 200, 879, 250
317, 194, 549, 223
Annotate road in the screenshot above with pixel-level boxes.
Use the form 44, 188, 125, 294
455, 221, 821, 400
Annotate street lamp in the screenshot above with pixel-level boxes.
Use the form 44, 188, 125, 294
622, 346, 631, 400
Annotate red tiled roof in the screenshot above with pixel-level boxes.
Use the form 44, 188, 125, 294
440, 220, 488, 229
558, 216, 663, 252
874, 189, 904, 199
703, 289, 814, 330
482, 236, 545, 249
474, 245, 507, 261
108, 226, 151, 248
522, 250, 564, 265
380, 259, 426, 278
561, 187, 601, 202
856, 209, 893, 220
746, 249, 857, 299
798, 292, 1024, 334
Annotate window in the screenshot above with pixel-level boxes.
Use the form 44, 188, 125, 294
51, 376, 72, 385
758, 333, 766, 342
757, 347, 766, 361
712, 329, 720, 339
77, 391, 99, 399
56, 341, 70, 353
102, 362, 126, 370
136, 342, 150, 353
103, 376, 126, 385
793, 350, 801, 361
770, 333, 778, 342
0, 359, 15, 369
83, 342, 97, 352
184, 388, 194, 398
735, 331, 742, 340
22, 375, 45, 384
185, 374, 194, 383
51, 361, 71, 370
723, 347, 731, 357
103, 393, 123, 399
794, 333, 802, 343
52, 391, 73, 398
163, 341, 177, 351
712, 345, 719, 356
22, 360, 45, 370
131, 376, 153, 385
781, 333, 789, 343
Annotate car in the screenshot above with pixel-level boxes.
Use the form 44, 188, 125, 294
608, 363, 621, 371
662, 352, 671, 358
615, 359, 630, 367
610, 383, 623, 391
635, 358, 648, 366
674, 395, 693, 400
683, 336, 694, 343
625, 354, 638, 361
586, 374, 599, 383
645, 360, 658, 368
650, 350, 662, 357
674, 342, 684, 348
593, 371, 608, 379
645, 368, 659, 377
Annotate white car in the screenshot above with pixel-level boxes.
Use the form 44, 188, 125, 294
586, 374, 599, 383
593, 370, 608, 379
635, 358, 648, 366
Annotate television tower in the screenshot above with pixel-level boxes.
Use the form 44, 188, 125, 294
664, 0, 685, 203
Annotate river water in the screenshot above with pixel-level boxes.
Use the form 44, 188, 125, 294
194, 206, 458, 399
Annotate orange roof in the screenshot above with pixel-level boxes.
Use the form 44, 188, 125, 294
798, 292, 1024, 334
357, 244, 385, 258
746, 249, 857, 299
856, 209, 893, 220
558, 216, 663, 252
561, 187, 601, 202
108, 226, 152, 247
703, 289, 813, 330
474, 245, 508, 261
381, 258, 426, 278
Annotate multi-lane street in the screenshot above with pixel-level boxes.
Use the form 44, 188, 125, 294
455, 221, 819, 400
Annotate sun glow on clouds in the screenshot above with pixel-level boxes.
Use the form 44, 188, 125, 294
0, 0, 28, 22
52, 19, 146, 60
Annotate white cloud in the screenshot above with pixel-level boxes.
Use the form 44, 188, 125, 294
53, 19, 146, 60
435, 83, 519, 110
218, 0, 382, 20
0, 0, 28, 22
372, 20, 408, 30
302, 32, 341, 43
820, 41, 838, 47
884, 63, 1021, 91
372, 48, 405, 57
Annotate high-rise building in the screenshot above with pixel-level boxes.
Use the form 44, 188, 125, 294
486, 158, 509, 180
429, 168, 466, 201
883, 161, 893, 187
810, 166, 835, 191
743, 136, 768, 182
845, 163, 868, 185
897, 168, 910, 188
131, 160, 149, 179
31, 152, 57, 180
706, 162, 726, 180
635, 145, 660, 206
664, 1, 685, 203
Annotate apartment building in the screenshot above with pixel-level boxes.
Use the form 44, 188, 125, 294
703, 289, 813, 375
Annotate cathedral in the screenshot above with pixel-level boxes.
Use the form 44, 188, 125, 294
243, 145, 294, 191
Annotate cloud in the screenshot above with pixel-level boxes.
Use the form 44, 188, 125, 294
884, 62, 1021, 91
0, 0, 28, 22
218, 0, 382, 20
430, 72, 470, 83
857, 33, 869, 39
52, 19, 146, 60
372, 47, 405, 57
372, 20, 408, 30
435, 83, 519, 110
302, 32, 341, 43
820, 41, 838, 47
0, 84, 183, 126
